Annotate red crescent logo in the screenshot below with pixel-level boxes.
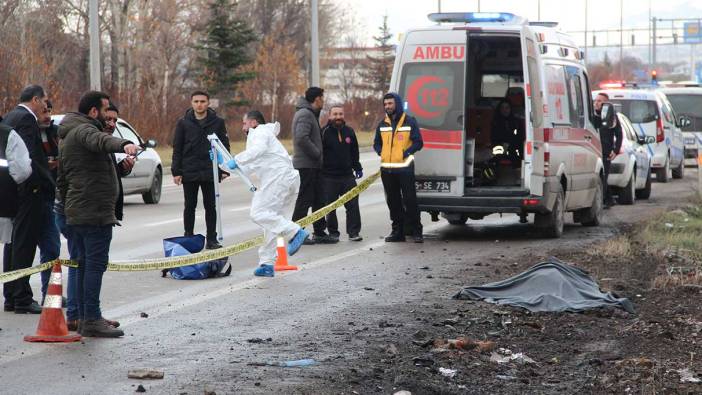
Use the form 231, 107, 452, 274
407, 76, 446, 119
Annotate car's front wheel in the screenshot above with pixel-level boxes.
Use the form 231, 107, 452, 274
142, 167, 162, 204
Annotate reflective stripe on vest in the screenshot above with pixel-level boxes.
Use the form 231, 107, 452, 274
379, 113, 413, 167
380, 154, 415, 168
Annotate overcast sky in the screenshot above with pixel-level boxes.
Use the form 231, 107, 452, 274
340, 0, 702, 46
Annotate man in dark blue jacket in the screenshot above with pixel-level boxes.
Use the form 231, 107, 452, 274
2, 85, 53, 314
321, 104, 363, 242
373, 93, 424, 243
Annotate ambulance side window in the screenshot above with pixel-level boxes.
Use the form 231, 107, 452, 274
544, 64, 571, 125
526, 57, 543, 128
399, 62, 464, 130
565, 66, 584, 128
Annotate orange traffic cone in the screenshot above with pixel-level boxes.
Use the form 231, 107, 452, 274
274, 237, 298, 271
24, 263, 81, 343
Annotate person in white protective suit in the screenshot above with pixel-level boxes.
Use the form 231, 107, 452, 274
226, 110, 310, 277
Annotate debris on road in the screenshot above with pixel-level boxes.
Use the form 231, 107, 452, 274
140, 312, 149, 318
489, 348, 537, 365
246, 337, 272, 344
678, 368, 701, 383
135, 384, 146, 393
438, 367, 457, 378
248, 359, 317, 367
127, 369, 164, 380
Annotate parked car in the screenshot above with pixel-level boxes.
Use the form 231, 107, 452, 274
593, 88, 686, 182
659, 87, 702, 167
395, 12, 604, 238
608, 113, 654, 204
52, 115, 163, 204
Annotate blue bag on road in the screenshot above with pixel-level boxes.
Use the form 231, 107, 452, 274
162, 234, 231, 280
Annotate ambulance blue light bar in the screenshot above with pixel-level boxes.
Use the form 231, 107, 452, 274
428, 12, 524, 24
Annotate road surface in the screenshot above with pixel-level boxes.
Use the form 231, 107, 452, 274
0, 151, 699, 394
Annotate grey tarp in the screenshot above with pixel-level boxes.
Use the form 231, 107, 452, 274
453, 257, 635, 313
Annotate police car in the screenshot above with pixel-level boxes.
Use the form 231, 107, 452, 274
52, 115, 163, 204
608, 113, 655, 204
660, 87, 702, 167
594, 88, 686, 182
390, 12, 604, 238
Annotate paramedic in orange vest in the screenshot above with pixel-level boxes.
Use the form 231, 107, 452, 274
373, 93, 424, 243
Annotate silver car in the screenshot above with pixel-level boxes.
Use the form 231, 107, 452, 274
52, 115, 163, 204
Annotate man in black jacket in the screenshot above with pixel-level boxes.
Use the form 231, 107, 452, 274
1, 85, 52, 314
171, 91, 230, 249
594, 92, 623, 209
321, 105, 363, 242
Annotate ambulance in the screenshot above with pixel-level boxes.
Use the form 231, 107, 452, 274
390, 12, 605, 237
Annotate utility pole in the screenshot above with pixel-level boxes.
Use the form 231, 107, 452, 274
538, 0, 541, 20
584, 0, 588, 61
652, 17, 657, 69
89, 0, 101, 90
619, 0, 624, 79
310, 0, 319, 87
648, 0, 652, 67
437, 0, 441, 13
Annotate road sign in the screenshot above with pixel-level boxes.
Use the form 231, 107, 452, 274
684, 22, 702, 44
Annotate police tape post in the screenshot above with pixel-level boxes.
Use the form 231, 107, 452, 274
0, 171, 381, 282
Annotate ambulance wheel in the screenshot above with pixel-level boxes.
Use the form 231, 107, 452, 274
636, 170, 652, 200
143, 167, 162, 204
535, 185, 564, 238
580, 177, 603, 227
448, 215, 468, 225
672, 158, 684, 179
619, 172, 635, 205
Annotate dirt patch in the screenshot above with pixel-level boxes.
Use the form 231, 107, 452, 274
294, 219, 702, 394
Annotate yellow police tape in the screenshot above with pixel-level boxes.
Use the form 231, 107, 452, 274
0, 171, 381, 283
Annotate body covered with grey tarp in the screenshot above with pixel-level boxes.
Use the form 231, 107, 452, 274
453, 257, 635, 313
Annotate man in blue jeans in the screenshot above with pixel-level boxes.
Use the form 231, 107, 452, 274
57, 91, 138, 337
60, 102, 131, 331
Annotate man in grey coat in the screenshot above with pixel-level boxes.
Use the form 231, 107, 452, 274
291, 87, 335, 244
58, 91, 138, 337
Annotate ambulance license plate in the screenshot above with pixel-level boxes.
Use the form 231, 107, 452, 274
415, 180, 451, 193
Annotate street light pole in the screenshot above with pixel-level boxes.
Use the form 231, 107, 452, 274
89, 0, 101, 91
584, 0, 588, 61
619, 0, 624, 79
311, 0, 320, 87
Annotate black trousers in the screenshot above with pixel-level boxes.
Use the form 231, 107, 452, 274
322, 175, 361, 237
603, 159, 613, 203
182, 181, 217, 241
292, 168, 327, 235
3, 191, 47, 306
381, 169, 422, 236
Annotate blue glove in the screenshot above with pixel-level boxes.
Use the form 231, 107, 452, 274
354, 170, 363, 179
209, 149, 224, 164
227, 158, 238, 170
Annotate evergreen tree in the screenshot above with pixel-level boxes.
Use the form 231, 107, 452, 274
363, 15, 394, 94
196, 0, 256, 103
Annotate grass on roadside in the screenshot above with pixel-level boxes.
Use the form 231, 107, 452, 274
634, 198, 702, 289
154, 130, 376, 169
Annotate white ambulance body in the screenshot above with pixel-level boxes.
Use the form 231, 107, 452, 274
389, 13, 603, 237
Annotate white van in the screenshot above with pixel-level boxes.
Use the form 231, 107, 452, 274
594, 88, 685, 182
608, 113, 654, 204
390, 12, 604, 238
659, 87, 702, 167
